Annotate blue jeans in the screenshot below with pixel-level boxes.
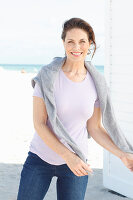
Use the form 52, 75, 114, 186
17, 151, 88, 200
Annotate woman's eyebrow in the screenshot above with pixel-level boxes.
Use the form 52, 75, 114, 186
67, 38, 87, 41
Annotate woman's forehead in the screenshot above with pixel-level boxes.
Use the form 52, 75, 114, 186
65, 28, 88, 39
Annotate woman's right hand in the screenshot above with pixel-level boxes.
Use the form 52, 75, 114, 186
63, 152, 93, 177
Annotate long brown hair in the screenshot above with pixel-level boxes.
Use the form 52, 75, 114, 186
61, 17, 97, 59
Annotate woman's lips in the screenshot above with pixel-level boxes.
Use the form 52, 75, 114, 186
71, 52, 83, 57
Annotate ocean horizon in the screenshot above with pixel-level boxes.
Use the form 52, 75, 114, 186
0, 64, 104, 74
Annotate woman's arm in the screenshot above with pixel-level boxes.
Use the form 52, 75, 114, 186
87, 124, 125, 159
87, 107, 133, 172
33, 96, 72, 160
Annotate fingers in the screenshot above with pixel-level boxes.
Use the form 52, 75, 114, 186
74, 169, 82, 176
75, 168, 88, 176
86, 164, 93, 173
128, 166, 133, 172
74, 163, 93, 177
65, 153, 93, 177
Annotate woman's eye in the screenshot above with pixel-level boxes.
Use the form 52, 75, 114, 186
68, 41, 85, 44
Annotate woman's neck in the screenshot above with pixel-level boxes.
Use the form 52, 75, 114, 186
62, 59, 86, 74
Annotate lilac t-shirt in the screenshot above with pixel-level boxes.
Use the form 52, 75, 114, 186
29, 68, 100, 165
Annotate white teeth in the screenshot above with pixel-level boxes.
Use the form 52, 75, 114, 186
72, 52, 82, 55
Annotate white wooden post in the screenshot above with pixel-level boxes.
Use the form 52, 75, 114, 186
103, 0, 133, 198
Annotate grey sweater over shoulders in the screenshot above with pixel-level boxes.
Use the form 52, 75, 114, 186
31, 56, 133, 164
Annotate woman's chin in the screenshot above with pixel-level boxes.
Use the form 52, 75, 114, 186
67, 54, 85, 62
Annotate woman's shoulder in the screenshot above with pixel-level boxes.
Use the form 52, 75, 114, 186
85, 61, 105, 80
39, 57, 65, 72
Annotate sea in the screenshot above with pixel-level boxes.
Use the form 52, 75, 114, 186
0, 64, 104, 74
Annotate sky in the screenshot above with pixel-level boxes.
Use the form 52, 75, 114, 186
0, 0, 105, 65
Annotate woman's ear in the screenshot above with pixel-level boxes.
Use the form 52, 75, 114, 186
89, 40, 92, 48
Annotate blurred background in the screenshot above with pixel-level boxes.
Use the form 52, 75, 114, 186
0, 0, 105, 73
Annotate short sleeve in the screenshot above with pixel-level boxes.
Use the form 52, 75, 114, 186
94, 97, 100, 107
32, 82, 43, 99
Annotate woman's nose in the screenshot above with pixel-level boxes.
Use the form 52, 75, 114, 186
73, 43, 80, 49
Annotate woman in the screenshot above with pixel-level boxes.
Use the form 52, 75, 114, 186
17, 18, 133, 200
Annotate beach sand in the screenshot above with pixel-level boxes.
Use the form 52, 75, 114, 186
0, 69, 131, 200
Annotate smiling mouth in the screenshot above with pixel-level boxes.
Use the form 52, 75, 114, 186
71, 52, 83, 56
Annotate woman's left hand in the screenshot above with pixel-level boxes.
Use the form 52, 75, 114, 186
121, 153, 133, 172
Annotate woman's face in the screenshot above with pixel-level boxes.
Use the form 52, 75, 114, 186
63, 28, 91, 62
